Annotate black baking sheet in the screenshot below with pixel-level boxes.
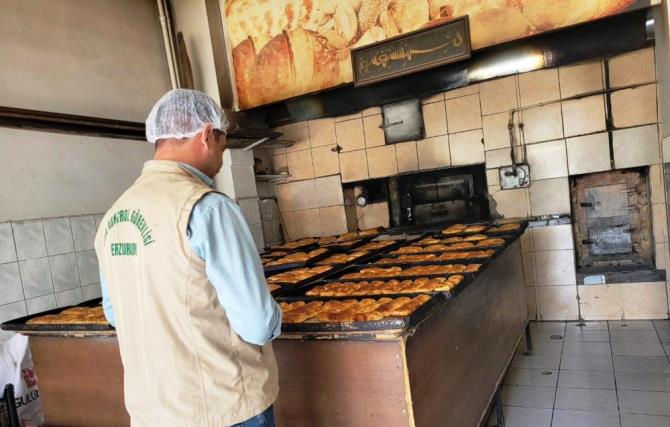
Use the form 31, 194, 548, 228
264, 248, 334, 274
1, 298, 114, 333
277, 293, 446, 333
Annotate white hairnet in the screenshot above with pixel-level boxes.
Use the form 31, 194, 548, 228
145, 89, 229, 143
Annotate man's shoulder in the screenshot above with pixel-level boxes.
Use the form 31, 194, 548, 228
193, 191, 237, 215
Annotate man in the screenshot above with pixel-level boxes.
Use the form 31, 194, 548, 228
95, 89, 280, 427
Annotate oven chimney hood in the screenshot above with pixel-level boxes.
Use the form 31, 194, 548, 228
250, 9, 652, 128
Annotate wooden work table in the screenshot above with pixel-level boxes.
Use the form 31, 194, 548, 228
21, 239, 527, 427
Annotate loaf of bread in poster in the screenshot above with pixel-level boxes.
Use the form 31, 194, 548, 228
233, 26, 341, 107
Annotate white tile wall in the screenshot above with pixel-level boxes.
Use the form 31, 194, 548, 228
26, 294, 57, 315
529, 178, 571, 216
613, 125, 661, 168
70, 215, 96, 252
43, 217, 74, 255
12, 220, 47, 260
50, 253, 81, 291
526, 140, 568, 180
0, 223, 17, 264
55, 288, 84, 308
26, 294, 57, 316
566, 133, 611, 176
532, 224, 574, 251
19, 258, 54, 299
82, 283, 103, 301
76, 250, 99, 286
449, 129, 485, 165
534, 250, 577, 286
538, 285, 579, 321
0, 263, 23, 305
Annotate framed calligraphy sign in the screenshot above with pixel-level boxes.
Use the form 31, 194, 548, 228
351, 16, 471, 87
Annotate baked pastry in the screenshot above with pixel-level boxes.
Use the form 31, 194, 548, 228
316, 251, 369, 265
341, 264, 480, 279
441, 224, 488, 236
375, 253, 437, 264
27, 306, 108, 325
266, 265, 333, 284
487, 222, 522, 234
307, 275, 464, 296
281, 294, 432, 324
476, 238, 506, 248
264, 248, 329, 267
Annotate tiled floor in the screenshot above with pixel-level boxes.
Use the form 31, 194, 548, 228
489, 320, 670, 427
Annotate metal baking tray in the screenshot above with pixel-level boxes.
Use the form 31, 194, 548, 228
1, 298, 114, 333
264, 248, 334, 274
277, 293, 446, 333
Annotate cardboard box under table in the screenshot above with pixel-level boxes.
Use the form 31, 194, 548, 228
1, 239, 527, 427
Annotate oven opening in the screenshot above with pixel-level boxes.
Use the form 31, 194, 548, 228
570, 167, 655, 274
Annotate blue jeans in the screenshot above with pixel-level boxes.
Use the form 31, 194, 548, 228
231, 406, 275, 427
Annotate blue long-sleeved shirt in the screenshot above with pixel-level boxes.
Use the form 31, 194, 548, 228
99, 162, 281, 345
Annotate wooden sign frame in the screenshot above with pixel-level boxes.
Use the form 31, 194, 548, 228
351, 16, 471, 87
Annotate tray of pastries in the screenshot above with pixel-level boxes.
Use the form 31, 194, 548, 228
315, 251, 370, 266
1, 300, 113, 332
266, 265, 334, 286
486, 221, 527, 235
374, 249, 496, 266
415, 234, 489, 246
441, 223, 490, 236
306, 275, 465, 297
338, 264, 481, 281
263, 248, 332, 273
269, 237, 319, 252
278, 294, 441, 332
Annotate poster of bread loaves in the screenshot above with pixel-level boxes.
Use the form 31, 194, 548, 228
224, 0, 656, 109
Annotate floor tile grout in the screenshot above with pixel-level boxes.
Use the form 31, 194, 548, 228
607, 321, 624, 427
550, 321, 566, 426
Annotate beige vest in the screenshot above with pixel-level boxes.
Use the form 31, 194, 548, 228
94, 160, 278, 427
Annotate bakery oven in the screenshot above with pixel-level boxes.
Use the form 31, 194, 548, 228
570, 168, 654, 270
389, 165, 489, 229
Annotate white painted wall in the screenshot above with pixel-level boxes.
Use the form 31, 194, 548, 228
0, 128, 153, 221
0, 0, 170, 121
0, 0, 170, 220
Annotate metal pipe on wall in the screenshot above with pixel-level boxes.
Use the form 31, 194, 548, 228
157, 0, 179, 89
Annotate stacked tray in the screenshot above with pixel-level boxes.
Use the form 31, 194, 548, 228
263, 247, 333, 274
276, 293, 445, 333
